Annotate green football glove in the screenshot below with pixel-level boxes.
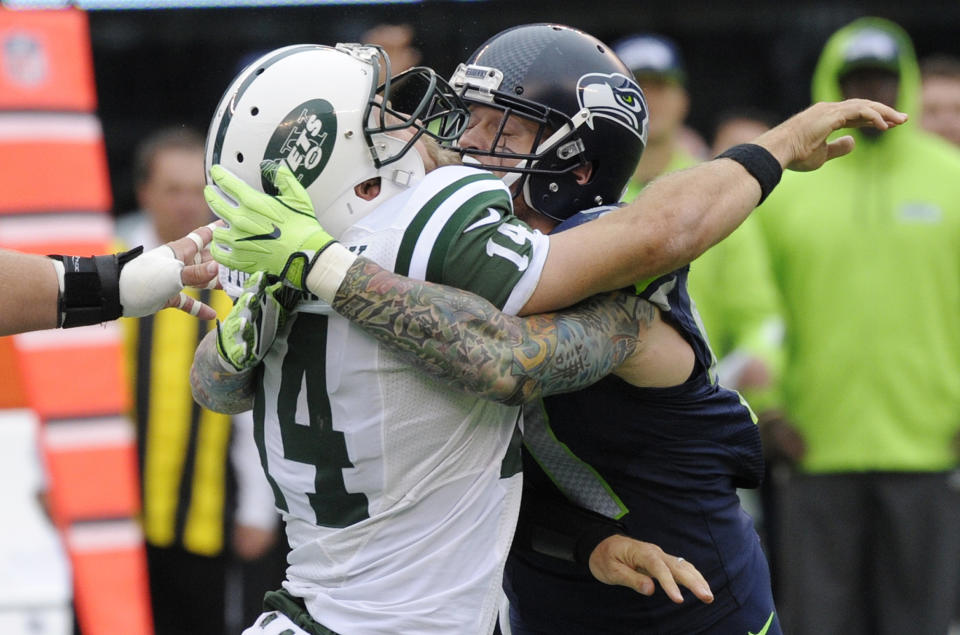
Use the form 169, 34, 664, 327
206, 162, 335, 291
216, 271, 299, 372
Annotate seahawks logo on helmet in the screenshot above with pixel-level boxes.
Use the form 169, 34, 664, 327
576, 73, 648, 142
262, 98, 337, 193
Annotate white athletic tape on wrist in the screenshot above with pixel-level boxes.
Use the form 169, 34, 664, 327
304, 242, 357, 303
119, 245, 185, 317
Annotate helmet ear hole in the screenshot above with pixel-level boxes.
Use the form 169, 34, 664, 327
354, 177, 382, 201
250, 107, 259, 116
236, 153, 244, 163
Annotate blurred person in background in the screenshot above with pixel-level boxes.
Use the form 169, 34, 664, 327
711, 108, 778, 157
614, 36, 782, 408
698, 107, 782, 405
758, 18, 960, 634
118, 126, 284, 635
359, 22, 422, 81
708, 105, 787, 582
698, 107, 784, 424
920, 54, 960, 147
614, 33, 704, 201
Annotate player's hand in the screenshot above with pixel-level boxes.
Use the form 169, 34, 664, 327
165, 223, 220, 318
206, 162, 335, 291
216, 271, 298, 372
588, 534, 714, 605
759, 410, 806, 463
755, 99, 907, 172
168, 222, 221, 287
232, 523, 278, 561
120, 224, 219, 320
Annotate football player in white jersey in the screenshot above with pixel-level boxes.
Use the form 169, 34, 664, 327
193, 35, 906, 635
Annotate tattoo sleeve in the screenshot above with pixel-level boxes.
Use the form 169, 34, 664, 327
190, 330, 257, 414
334, 257, 658, 406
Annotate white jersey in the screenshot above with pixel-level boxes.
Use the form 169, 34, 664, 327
255, 166, 550, 634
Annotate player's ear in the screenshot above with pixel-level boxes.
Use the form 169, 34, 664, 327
572, 162, 593, 185
354, 177, 382, 201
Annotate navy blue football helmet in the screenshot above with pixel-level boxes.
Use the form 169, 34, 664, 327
449, 24, 649, 221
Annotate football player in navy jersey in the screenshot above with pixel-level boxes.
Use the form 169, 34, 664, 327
444, 30, 898, 631
445, 25, 779, 634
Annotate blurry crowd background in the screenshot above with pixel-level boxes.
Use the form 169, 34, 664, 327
88, 0, 960, 219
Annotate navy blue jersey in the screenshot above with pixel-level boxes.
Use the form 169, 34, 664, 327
505, 207, 775, 634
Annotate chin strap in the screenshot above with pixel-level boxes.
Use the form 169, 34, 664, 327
520, 108, 592, 213
48, 247, 143, 328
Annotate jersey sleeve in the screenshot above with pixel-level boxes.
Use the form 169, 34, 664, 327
394, 167, 550, 315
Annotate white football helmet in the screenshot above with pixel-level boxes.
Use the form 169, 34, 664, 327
205, 43, 469, 238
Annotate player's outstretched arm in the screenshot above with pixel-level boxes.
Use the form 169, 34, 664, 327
522, 98, 907, 315
333, 258, 657, 405
0, 249, 62, 335
0, 225, 219, 336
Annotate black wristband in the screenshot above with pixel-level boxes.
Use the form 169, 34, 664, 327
49, 246, 144, 328
715, 143, 782, 205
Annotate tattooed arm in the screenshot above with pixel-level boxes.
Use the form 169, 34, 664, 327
191, 331, 257, 414
191, 254, 657, 411
332, 257, 657, 406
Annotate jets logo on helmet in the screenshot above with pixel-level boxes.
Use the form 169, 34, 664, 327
262, 99, 337, 194
577, 72, 648, 144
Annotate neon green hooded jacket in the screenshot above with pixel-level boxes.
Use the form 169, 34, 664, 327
758, 17, 960, 472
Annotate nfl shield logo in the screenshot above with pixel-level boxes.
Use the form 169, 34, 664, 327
3, 32, 48, 87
